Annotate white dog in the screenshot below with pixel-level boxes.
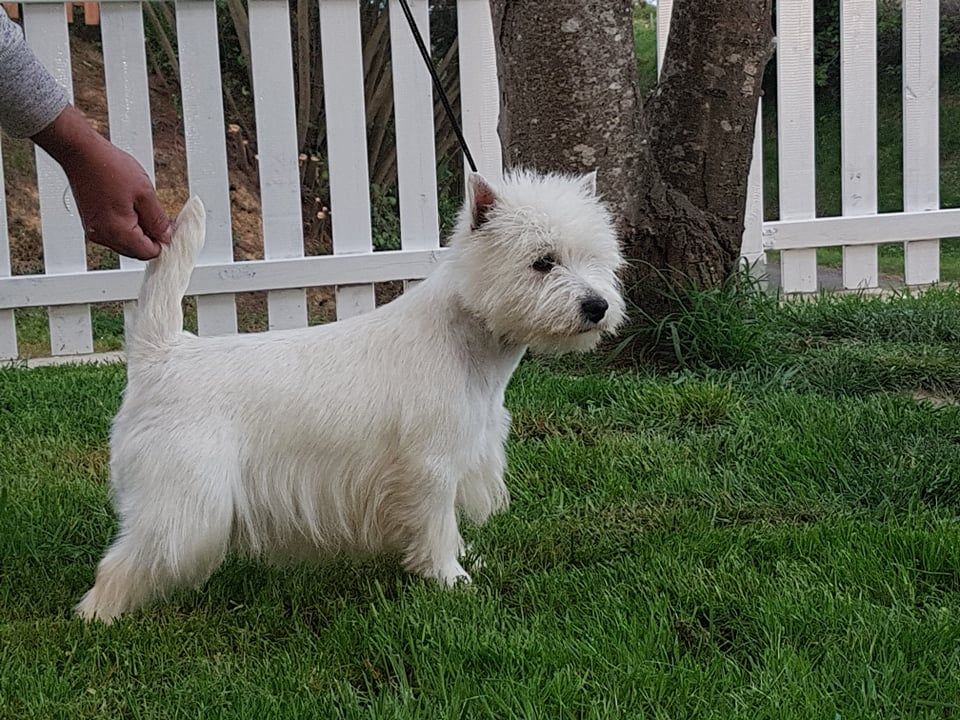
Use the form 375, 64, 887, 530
76, 170, 625, 622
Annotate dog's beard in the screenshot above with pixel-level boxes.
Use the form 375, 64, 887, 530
527, 329, 603, 355
495, 315, 607, 354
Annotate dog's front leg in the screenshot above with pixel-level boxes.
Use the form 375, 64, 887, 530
400, 463, 470, 586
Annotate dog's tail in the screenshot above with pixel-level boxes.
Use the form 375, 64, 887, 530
128, 196, 205, 353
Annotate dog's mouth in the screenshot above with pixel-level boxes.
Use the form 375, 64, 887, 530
577, 323, 605, 336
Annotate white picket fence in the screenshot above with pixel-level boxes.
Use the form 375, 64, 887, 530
2, 1, 959, 363
659, 0, 960, 294
0, 0, 502, 362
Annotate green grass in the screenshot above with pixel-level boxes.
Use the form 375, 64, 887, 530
634, 3, 658, 95
4, 286, 960, 717
15, 306, 127, 357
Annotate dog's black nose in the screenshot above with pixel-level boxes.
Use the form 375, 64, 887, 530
581, 296, 608, 324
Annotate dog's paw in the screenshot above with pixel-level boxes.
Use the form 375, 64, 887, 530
75, 590, 120, 625
444, 572, 473, 589
435, 562, 472, 588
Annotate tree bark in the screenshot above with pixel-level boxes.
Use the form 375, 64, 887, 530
492, 0, 774, 315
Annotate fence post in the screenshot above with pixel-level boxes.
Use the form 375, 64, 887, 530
656, 0, 672, 74
457, 0, 502, 181
248, 0, 308, 329
840, 0, 879, 289
23, 2, 94, 355
176, 0, 238, 336
100, 1, 154, 341
0, 138, 15, 360
902, 0, 940, 286
319, 0, 376, 319
776, 0, 818, 293
742, 112, 766, 275
389, 0, 440, 267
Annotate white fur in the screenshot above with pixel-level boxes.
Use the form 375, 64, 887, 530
76, 170, 625, 622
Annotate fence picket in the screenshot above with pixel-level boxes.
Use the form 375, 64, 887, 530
656, 0, 673, 74
457, 0, 502, 180
902, 0, 940, 286
248, 0, 307, 329
23, 2, 93, 354
319, 0, 375, 319
100, 1, 152, 339
389, 0, 439, 256
175, 0, 237, 336
742, 110, 765, 272
840, 0, 879, 289
776, 0, 818, 293
0, 138, 16, 360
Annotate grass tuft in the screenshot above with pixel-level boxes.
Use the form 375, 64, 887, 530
619, 267, 783, 370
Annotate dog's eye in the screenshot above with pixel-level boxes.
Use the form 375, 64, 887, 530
531, 255, 556, 273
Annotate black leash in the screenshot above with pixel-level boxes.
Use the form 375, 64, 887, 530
396, 0, 478, 174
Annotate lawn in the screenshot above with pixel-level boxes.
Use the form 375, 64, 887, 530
3, 286, 960, 718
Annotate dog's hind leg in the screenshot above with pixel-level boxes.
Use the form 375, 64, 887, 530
76, 452, 237, 623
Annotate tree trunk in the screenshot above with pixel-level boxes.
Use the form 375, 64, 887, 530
492, 0, 774, 315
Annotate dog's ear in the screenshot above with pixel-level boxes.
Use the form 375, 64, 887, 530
577, 169, 598, 196
468, 173, 498, 231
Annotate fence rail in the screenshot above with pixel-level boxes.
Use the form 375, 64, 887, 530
0, 249, 444, 310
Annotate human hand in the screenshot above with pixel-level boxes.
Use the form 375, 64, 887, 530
31, 104, 172, 260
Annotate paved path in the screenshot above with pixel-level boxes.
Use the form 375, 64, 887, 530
759, 262, 905, 293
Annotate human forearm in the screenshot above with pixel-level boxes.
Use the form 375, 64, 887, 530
34, 105, 172, 260
31, 103, 107, 170
0, 5, 68, 138
1, 6, 171, 260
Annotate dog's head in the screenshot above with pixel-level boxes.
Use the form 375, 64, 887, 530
449, 169, 626, 353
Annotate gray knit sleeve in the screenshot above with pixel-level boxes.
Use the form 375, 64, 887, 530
0, 5, 68, 138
